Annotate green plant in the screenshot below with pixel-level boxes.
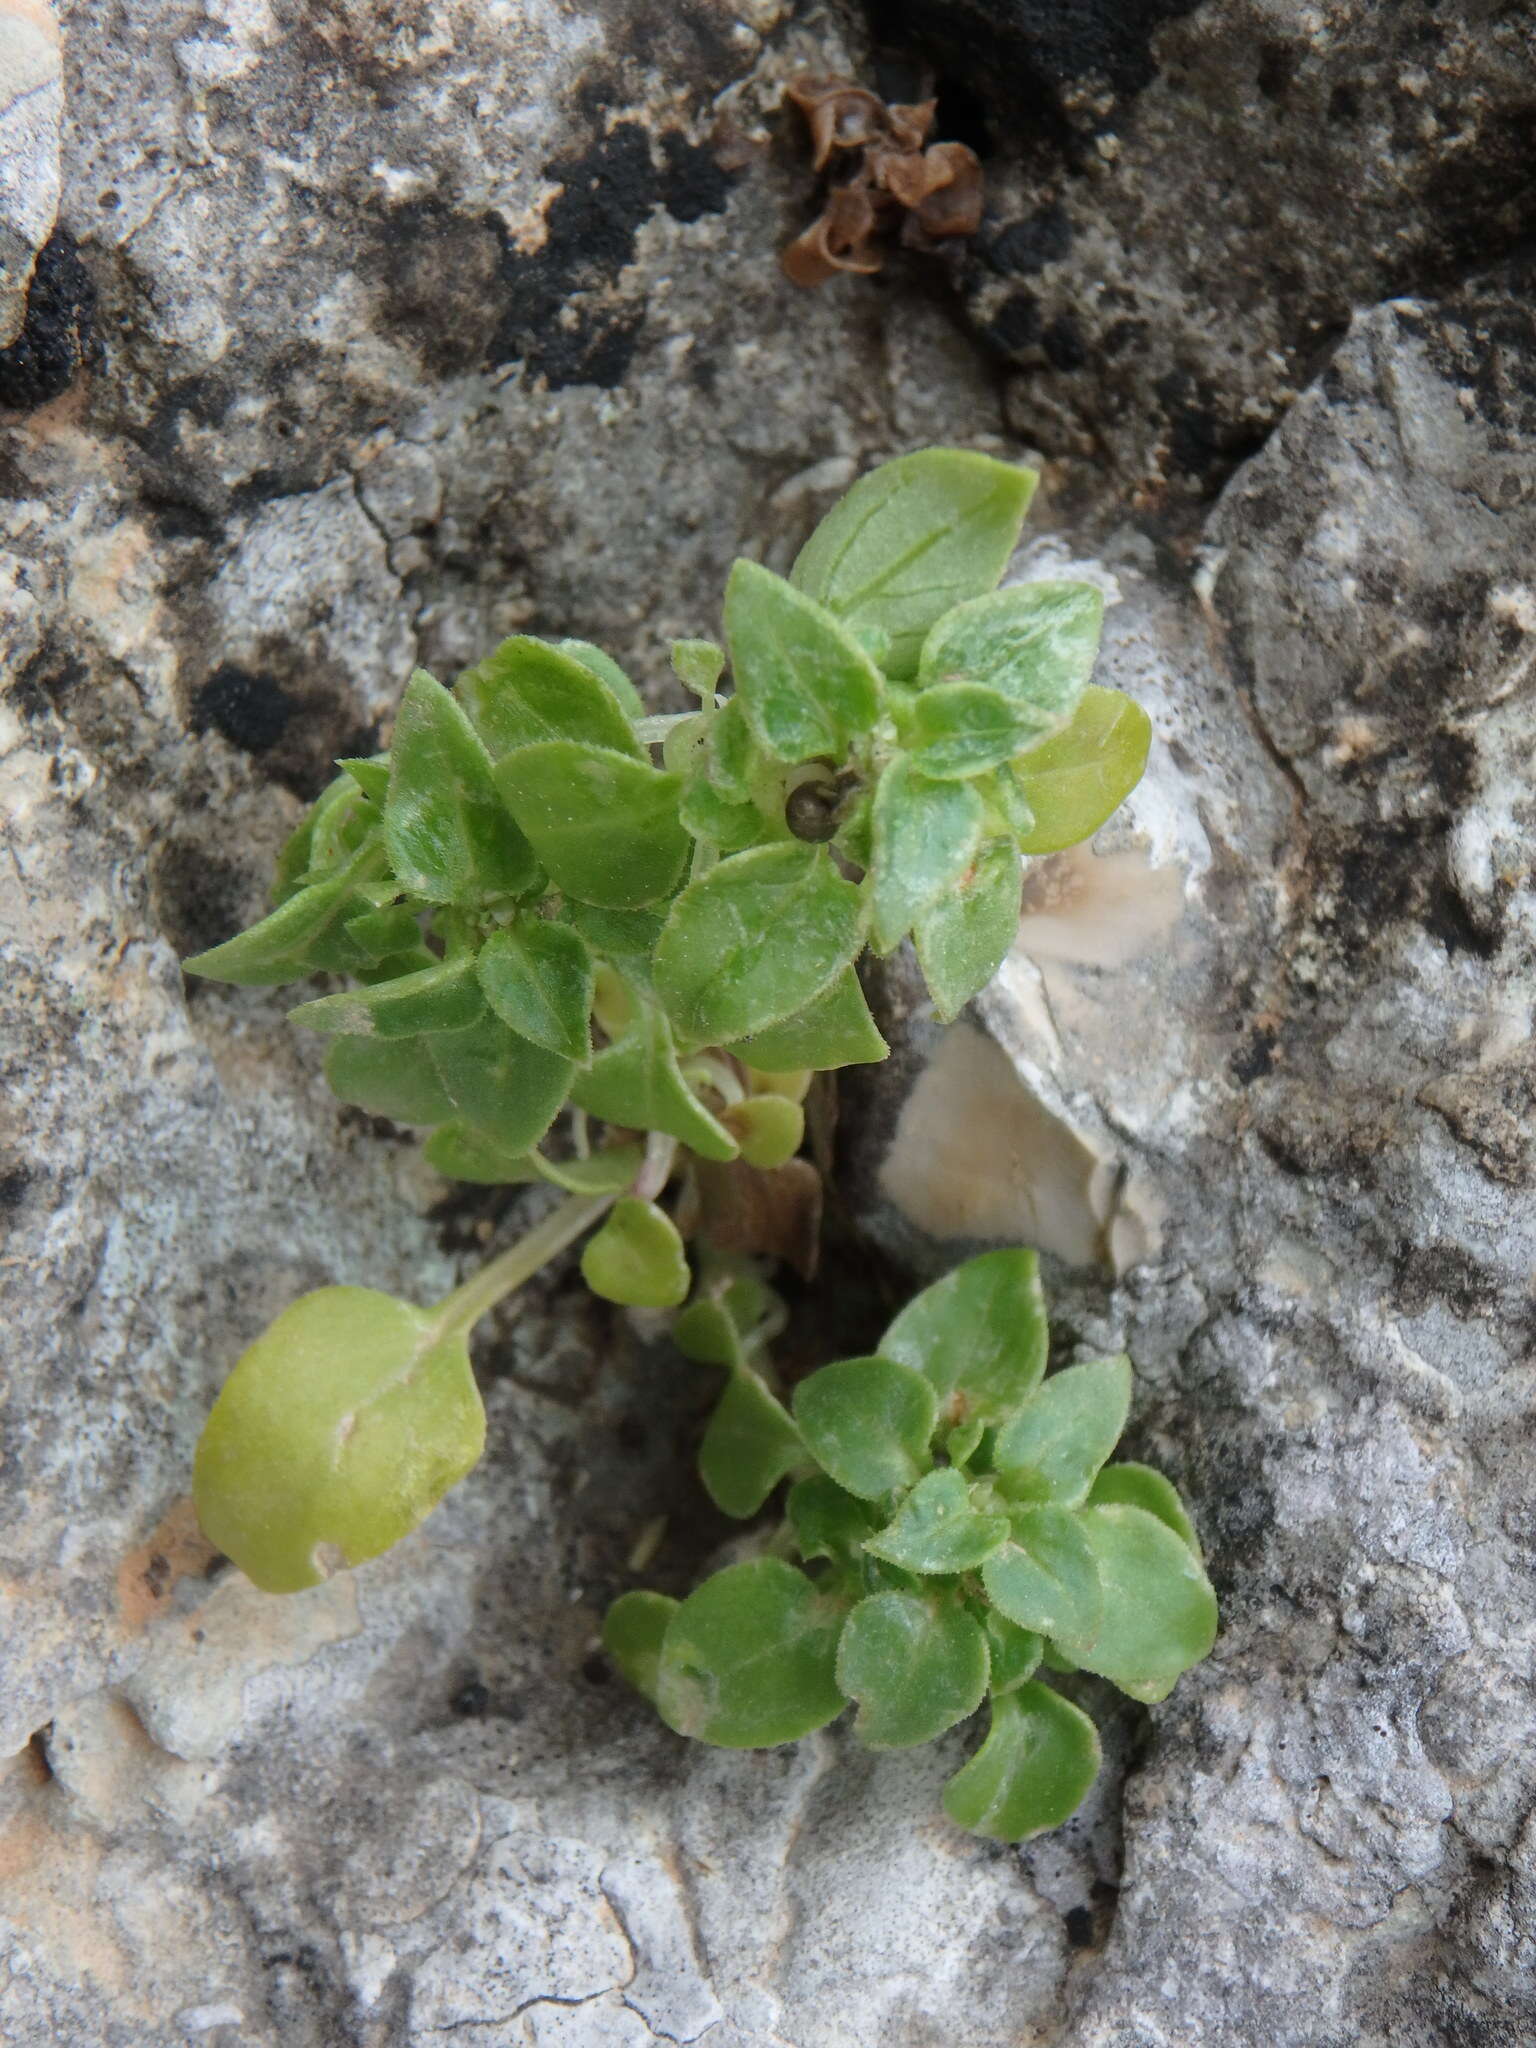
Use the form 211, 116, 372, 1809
608, 1250, 1217, 1842
185, 447, 1153, 1609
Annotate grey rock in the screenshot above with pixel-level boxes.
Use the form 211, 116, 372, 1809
893, 0, 1536, 505
2, 1, 1534, 2044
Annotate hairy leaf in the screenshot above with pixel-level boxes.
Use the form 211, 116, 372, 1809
981, 1505, 1102, 1644
1011, 685, 1152, 854
385, 670, 538, 903
790, 449, 1037, 679
324, 1034, 456, 1126
289, 954, 485, 1039
907, 683, 1045, 779
863, 1468, 1010, 1575
478, 917, 595, 1062
193, 1287, 485, 1594
918, 582, 1103, 731
879, 1248, 1048, 1431
870, 758, 984, 955
423, 1122, 541, 1184
655, 1558, 847, 1747
913, 838, 1022, 1021
724, 559, 883, 762
571, 1002, 738, 1161
494, 742, 689, 909
555, 638, 645, 721
580, 1197, 690, 1309
1087, 1462, 1201, 1555
793, 1355, 938, 1501
699, 1367, 805, 1518
994, 1356, 1133, 1508
426, 1012, 572, 1153
184, 847, 380, 986
942, 1683, 1100, 1840
838, 1590, 988, 1748
721, 967, 887, 1073
720, 1095, 804, 1171
983, 1610, 1044, 1696
456, 636, 643, 758
1059, 1503, 1218, 1702
654, 843, 865, 1049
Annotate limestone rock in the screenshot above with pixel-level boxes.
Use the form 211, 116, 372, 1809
2, 0, 1533, 2043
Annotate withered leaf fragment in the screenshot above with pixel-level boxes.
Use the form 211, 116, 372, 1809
782, 75, 983, 287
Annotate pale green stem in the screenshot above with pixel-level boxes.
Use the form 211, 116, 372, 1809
429, 1190, 614, 1343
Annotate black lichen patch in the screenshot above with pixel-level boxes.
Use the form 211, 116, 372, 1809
865, 0, 1200, 126
983, 201, 1072, 276
0, 1164, 34, 1212
489, 120, 735, 390
192, 665, 297, 754
11, 647, 85, 723
373, 201, 506, 379
0, 229, 97, 412
1393, 1241, 1501, 1322
153, 843, 263, 962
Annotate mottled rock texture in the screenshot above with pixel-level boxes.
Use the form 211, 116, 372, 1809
2, 1, 1534, 2043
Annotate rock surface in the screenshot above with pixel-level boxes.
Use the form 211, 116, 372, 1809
2, 2, 1534, 2044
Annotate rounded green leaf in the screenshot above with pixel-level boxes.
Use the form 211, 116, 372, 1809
792, 1355, 938, 1501
942, 1683, 1101, 1841
724, 559, 884, 763
869, 758, 984, 956
913, 838, 1022, 1022
1087, 1462, 1201, 1555
193, 1287, 486, 1594
324, 1035, 456, 1125
790, 449, 1038, 680
837, 1591, 988, 1749
653, 843, 865, 1049
1061, 1503, 1218, 1702
456, 637, 644, 758
698, 1367, 805, 1518
655, 1558, 847, 1747
604, 1590, 679, 1702
908, 683, 1045, 779
478, 918, 595, 1062
385, 670, 539, 904
554, 638, 646, 721
570, 1002, 738, 1161
981, 1506, 1102, 1643
493, 742, 689, 909
863, 1468, 1010, 1575
424, 1122, 541, 1184
993, 1355, 1133, 1508
426, 1013, 573, 1154
288, 954, 485, 1039
671, 638, 726, 696
879, 1249, 1048, 1431
983, 1610, 1044, 1696
721, 1095, 804, 1171
581, 1197, 690, 1309
917, 582, 1103, 730
721, 967, 887, 1073
787, 1475, 881, 1568
1011, 686, 1152, 855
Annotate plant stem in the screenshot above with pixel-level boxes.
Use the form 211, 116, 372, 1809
430, 1190, 614, 1343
